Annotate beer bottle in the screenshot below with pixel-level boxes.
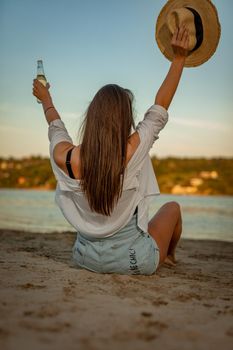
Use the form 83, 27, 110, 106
36, 60, 47, 103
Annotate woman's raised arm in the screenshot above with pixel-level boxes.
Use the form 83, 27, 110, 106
155, 24, 190, 110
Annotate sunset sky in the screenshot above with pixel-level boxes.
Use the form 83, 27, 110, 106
0, 0, 232, 158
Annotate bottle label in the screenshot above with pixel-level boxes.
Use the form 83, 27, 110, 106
37, 75, 47, 86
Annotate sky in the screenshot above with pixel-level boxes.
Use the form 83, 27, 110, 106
0, 0, 232, 159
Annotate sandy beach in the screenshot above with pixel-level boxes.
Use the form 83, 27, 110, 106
0, 229, 232, 350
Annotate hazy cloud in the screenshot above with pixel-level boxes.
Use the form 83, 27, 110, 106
171, 118, 230, 132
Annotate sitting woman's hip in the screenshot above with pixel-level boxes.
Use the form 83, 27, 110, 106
72, 211, 160, 276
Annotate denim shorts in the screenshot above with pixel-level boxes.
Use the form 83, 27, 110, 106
72, 211, 160, 275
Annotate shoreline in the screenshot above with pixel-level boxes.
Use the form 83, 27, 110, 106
1, 227, 233, 243
1, 187, 233, 197
0, 229, 233, 350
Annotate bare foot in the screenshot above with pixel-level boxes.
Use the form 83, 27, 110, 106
164, 255, 177, 267
167, 250, 178, 264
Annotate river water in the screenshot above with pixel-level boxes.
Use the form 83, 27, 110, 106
0, 189, 232, 242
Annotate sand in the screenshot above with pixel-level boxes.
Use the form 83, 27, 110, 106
0, 229, 232, 350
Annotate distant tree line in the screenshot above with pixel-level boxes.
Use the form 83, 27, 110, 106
151, 157, 233, 195
0, 155, 233, 195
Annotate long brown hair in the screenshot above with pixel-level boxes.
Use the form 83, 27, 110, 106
79, 84, 135, 216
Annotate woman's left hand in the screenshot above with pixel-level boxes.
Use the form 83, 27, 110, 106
33, 79, 51, 103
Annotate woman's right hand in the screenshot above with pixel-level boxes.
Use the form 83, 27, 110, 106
171, 24, 190, 59
154, 25, 190, 110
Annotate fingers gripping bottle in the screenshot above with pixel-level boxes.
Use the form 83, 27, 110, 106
36, 60, 47, 103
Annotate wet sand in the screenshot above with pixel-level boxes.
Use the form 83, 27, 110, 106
0, 229, 232, 350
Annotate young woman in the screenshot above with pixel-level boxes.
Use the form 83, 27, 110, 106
33, 25, 189, 275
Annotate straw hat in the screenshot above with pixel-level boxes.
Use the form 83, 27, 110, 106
155, 0, 221, 67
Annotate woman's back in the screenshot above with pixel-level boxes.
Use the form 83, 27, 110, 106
48, 104, 168, 238
53, 131, 140, 181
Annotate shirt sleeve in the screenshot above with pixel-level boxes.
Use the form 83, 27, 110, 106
129, 104, 168, 170
48, 119, 73, 153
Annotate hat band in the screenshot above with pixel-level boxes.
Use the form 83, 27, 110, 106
185, 7, 203, 53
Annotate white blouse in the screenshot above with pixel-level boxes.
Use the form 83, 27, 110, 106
48, 104, 169, 238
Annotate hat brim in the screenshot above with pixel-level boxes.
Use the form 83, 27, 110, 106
156, 0, 221, 67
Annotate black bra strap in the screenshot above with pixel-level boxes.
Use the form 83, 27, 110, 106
66, 147, 75, 179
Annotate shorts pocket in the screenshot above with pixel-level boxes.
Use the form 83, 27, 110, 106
110, 233, 148, 275
129, 233, 158, 275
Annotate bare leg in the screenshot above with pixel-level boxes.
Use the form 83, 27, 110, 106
167, 208, 182, 263
148, 201, 182, 266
